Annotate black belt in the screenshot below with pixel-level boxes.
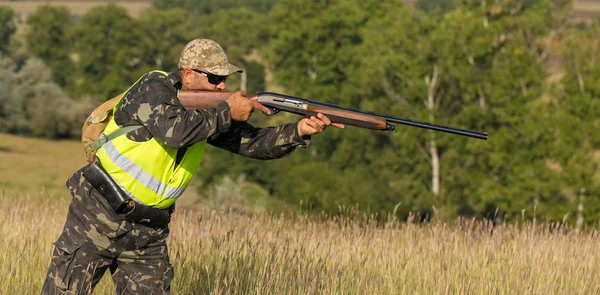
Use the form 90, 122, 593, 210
82, 162, 173, 228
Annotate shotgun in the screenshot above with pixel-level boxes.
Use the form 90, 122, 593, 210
177, 90, 488, 140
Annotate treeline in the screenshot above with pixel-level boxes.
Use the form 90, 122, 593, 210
1, 0, 599, 224
0, 1, 274, 137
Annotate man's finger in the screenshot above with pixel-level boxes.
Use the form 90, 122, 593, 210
316, 113, 332, 126
251, 100, 271, 115
314, 119, 326, 130
311, 116, 327, 129
304, 118, 317, 129
332, 123, 345, 129
250, 97, 272, 115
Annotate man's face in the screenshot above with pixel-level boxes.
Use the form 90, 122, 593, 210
182, 69, 227, 91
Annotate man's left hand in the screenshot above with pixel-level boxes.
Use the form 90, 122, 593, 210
297, 113, 345, 137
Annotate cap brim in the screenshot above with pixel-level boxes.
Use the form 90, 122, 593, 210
204, 63, 243, 76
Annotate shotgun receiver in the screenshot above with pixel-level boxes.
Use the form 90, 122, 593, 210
178, 90, 488, 140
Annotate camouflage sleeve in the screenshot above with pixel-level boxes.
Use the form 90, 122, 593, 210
115, 73, 232, 148
207, 121, 310, 160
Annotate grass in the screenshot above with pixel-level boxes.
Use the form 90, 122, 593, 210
1, 133, 600, 294
0, 133, 87, 196
1, 192, 600, 294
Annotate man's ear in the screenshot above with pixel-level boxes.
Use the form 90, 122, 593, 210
180, 69, 192, 87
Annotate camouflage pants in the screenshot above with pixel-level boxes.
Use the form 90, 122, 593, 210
41, 167, 173, 295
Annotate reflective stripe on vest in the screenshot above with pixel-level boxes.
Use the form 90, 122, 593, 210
95, 70, 206, 209
103, 141, 186, 199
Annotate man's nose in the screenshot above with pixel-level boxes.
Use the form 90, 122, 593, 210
216, 81, 226, 90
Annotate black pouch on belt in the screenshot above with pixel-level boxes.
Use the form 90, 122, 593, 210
82, 162, 172, 228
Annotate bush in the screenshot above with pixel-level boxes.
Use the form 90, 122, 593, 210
0, 57, 92, 138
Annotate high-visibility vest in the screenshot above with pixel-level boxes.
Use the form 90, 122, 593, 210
95, 70, 206, 209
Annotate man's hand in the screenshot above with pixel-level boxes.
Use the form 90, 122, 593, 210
297, 113, 345, 137
226, 91, 270, 121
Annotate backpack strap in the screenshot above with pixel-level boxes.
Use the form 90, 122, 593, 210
89, 125, 144, 151
88, 71, 170, 154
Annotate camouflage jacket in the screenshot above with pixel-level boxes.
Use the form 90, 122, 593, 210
112, 71, 310, 160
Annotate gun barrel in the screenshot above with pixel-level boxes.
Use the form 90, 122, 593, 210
383, 116, 488, 140
256, 92, 488, 140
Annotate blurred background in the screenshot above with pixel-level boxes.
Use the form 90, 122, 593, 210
0, 0, 599, 226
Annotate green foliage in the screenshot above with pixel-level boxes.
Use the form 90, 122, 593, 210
0, 57, 89, 138
246, 61, 266, 94
135, 8, 189, 72
266, 0, 391, 104
416, 0, 457, 13
25, 5, 75, 88
424, 0, 575, 222
553, 20, 600, 222
0, 6, 16, 56
0, 57, 17, 132
72, 4, 142, 98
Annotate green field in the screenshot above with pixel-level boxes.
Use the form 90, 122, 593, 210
1, 133, 599, 294
0, 0, 152, 18
0, 133, 86, 196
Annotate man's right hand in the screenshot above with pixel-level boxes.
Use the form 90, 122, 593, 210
226, 91, 270, 121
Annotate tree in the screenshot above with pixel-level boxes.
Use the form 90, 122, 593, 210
554, 20, 600, 226
426, 0, 573, 221
0, 57, 88, 138
245, 61, 266, 95
135, 8, 189, 73
0, 6, 16, 56
416, 0, 457, 13
25, 5, 75, 88
72, 4, 142, 99
0, 57, 17, 132
350, 1, 446, 217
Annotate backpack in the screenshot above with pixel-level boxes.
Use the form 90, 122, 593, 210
81, 71, 170, 163
81, 92, 124, 163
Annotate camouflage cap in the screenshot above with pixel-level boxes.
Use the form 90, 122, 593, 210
178, 39, 242, 76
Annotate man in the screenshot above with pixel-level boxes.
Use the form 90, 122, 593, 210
41, 39, 342, 294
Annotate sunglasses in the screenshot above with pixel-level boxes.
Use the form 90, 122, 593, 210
192, 69, 228, 85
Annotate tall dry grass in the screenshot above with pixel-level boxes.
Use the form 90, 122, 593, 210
1, 191, 599, 294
